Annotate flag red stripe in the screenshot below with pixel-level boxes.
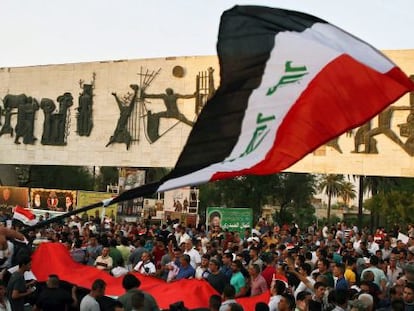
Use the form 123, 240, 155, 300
211, 54, 414, 180
14, 206, 35, 220
32, 243, 219, 309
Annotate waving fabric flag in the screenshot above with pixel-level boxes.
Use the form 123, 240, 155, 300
13, 206, 38, 226
111, 5, 414, 205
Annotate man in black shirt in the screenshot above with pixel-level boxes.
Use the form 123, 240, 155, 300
33, 274, 77, 311
7, 256, 35, 311
207, 259, 229, 294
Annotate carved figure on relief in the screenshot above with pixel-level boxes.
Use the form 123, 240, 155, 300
106, 84, 139, 150
77, 74, 95, 137
143, 88, 195, 143
0, 94, 39, 145
76, 84, 93, 136
40, 92, 73, 146
14, 96, 39, 144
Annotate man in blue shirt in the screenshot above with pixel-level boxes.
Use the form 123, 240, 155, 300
333, 263, 349, 291
175, 255, 195, 280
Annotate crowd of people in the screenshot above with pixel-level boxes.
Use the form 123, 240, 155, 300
1, 209, 414, 311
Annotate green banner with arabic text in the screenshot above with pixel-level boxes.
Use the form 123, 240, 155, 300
206, 207, 252, 234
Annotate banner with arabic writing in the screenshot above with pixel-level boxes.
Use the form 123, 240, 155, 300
206, 207, 252, 234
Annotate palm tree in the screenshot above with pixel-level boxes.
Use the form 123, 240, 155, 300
363, 176, 399, 229
319, 174, 345, 223
340, 181, 357, 208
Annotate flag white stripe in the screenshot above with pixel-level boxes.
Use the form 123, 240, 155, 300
13, 212, 37, 226
159, 23, 395, 192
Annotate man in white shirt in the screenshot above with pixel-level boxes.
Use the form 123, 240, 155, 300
178, 227, 191, 246
133, 251, 156, 276
183, 239, 201, 269
94, 247, 113, 272
80, 279, 106, 311
268, 280, 286, 311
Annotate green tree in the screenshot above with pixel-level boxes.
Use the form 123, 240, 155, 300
23, 165, 94, 190
319, 174, 345, 223
365, 190, 414, 230
95, 166, 119, 191
199, 173, 316, 226
272, 173, 316, 226
340, 181, 356, 208
363, 176, 399, 229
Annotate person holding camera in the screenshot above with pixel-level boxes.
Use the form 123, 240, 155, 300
133, 251, 156, 276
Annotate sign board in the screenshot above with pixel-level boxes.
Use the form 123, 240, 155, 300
206, 207, 253, 234
30, 188, 76, 212
77, 190, 117, 220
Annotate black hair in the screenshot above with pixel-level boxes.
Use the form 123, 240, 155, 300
229, 303, 244, 311
313, 281, 326, 290
209, 211, 221, 221
273, 280, 286, 295
300, 263, 312, 276
181, 254, 191, 264
296, 291, 311, 302
370, 255, 379, 266
255, 302, 269, 311
91, 279, 106, 291
281, 293, 295, 310
17, 255, 31, 267
209, 294, 221, 309
122, 274, 141, 290
334, 289, 349, 306
223, 285, 236, 299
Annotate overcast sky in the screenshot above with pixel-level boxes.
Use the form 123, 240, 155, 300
0, 0, 413, 68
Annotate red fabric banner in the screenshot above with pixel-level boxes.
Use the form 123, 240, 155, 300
31, 243, 269, 309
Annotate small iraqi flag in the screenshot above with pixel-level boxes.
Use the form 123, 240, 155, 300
13, 206, 38, 226
107, 6, 414, 205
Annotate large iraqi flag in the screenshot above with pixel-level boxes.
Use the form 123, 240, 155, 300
22, 6, 414, 221
110, 5, 414, 205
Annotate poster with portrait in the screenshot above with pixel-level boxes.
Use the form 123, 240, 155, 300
143, 198, 157, 219
188, 188, 199, 214
118, 168, 146, 192
163, 187, 191, 213
118, 168, 145, 217
30, 188, 77, 212
0, 186, 29, 211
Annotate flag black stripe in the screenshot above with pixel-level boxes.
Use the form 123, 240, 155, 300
164, 6, 325, 181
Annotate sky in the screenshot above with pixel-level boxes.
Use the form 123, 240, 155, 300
0, 0, 413, 68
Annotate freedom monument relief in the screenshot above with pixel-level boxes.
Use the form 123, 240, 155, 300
0, 51, 413, 177
0, 56, 217, 167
